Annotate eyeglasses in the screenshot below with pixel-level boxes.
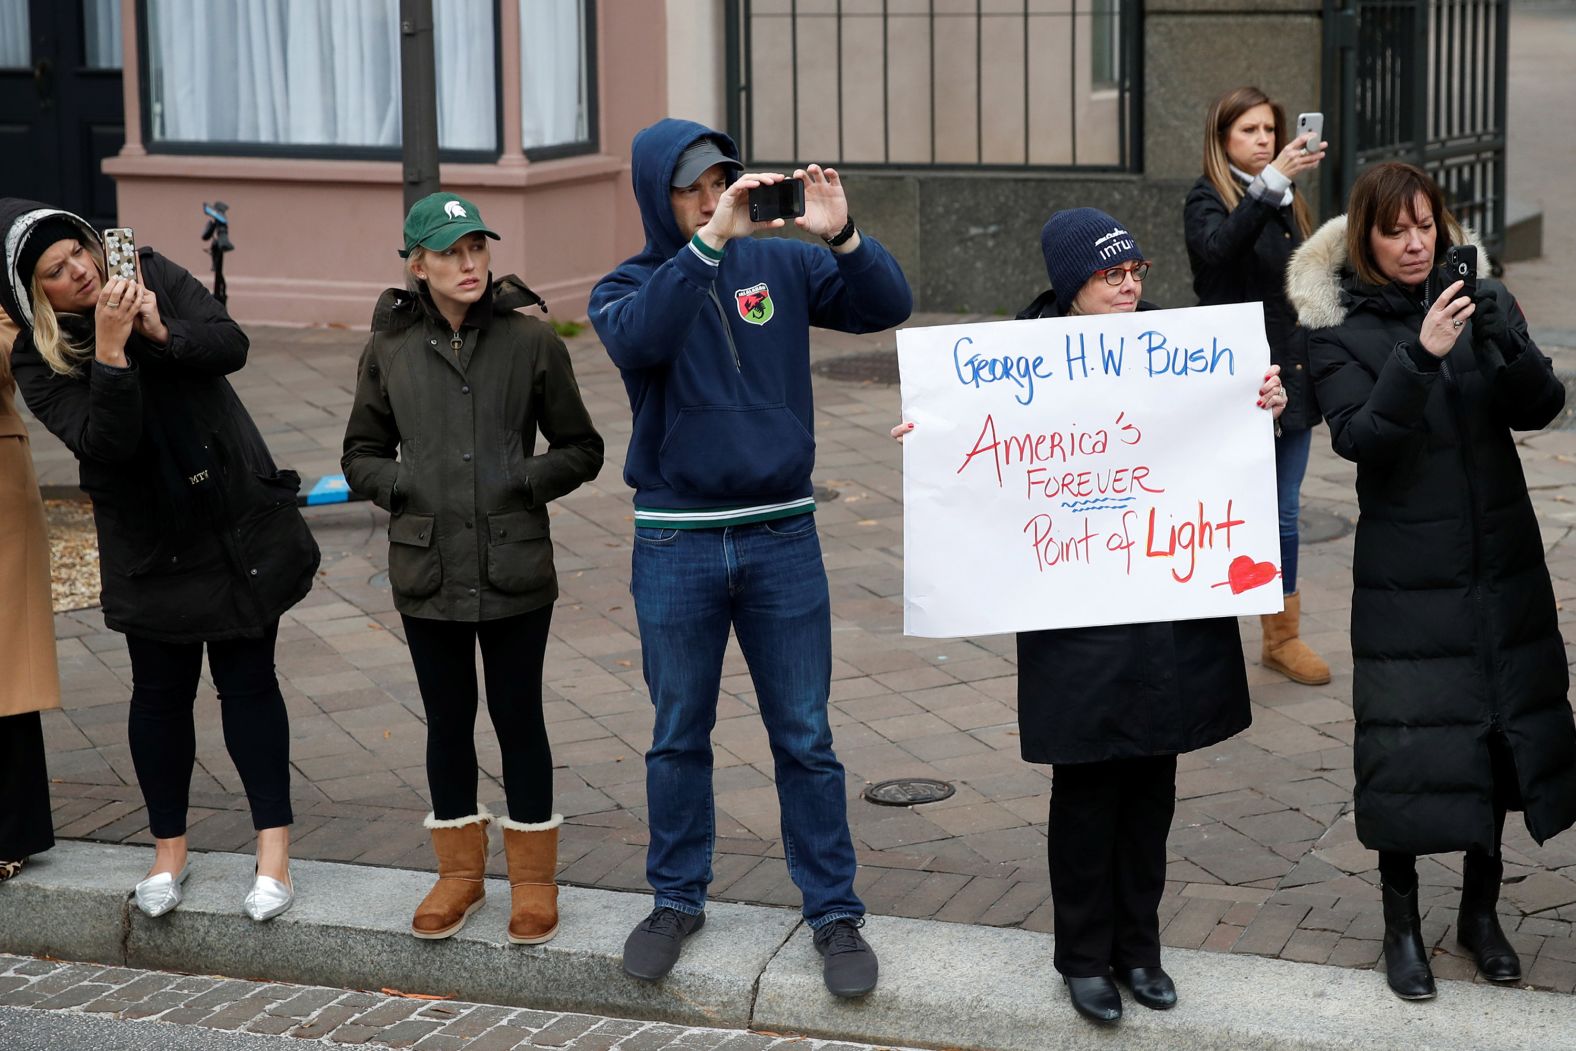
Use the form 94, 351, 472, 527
1098, 261, 1151, 285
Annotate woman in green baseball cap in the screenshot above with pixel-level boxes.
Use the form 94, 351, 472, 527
343, 192, 603, 946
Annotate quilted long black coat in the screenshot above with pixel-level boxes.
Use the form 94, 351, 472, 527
1289, 216, 1576, 855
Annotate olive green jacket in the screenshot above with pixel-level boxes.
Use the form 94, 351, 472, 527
342, 276, 603, 620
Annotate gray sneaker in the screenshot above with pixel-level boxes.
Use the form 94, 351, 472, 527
813, 918, 878, 997
623, 906, 706, 981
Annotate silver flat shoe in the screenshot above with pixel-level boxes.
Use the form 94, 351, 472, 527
243, 872, 294, 922
134, 864, 191, 917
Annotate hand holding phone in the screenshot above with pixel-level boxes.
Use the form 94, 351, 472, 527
1295, 113, 1324, 155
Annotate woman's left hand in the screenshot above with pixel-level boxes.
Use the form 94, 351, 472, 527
131, 256, 169, 345
1257, 364, 1287, 420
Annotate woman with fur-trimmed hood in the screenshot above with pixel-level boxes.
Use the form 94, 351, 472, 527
1287, 162, 1576, 1002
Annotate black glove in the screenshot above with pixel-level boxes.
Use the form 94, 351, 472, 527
1470, 286, 1517, 360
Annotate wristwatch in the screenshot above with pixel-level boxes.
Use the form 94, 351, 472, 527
823, 217, 857, 247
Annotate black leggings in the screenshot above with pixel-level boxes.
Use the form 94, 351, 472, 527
0, 711, 54, 859
126, 623, 293, 839
1378, 731, 1519, 892
402, 606, 554, 824
1048, 754, 1178, 977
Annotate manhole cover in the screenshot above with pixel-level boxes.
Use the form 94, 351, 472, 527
1300, 503, 1354, 544
813, 349, 900, 385
863, 778, 956, 807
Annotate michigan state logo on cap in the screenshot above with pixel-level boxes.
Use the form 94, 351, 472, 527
734, 283, 774, 326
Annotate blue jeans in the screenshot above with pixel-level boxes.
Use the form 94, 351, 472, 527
1274, 428, 1312, 594
630, 513, 863, 928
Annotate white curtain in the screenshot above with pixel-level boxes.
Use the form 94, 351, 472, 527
0, 0, 28, 70
83, 0, 123, 69
148, 0, 494, 150
520, 0, 588, 150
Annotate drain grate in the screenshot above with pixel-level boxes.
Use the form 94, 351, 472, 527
863, 778, 957, 806
813, 349, 901, 385
1299, 502, 1355, 545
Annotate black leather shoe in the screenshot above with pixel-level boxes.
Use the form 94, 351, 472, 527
1381, 884, 1437, 1000
1063, 974, 1122, 1024
1117, 966, 1177, 1010
813, 918, 879, 997
1458, 856, 1522, 982
623, 907, 705, 981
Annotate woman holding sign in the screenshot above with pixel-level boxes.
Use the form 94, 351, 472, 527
1184, 86, 1331, 687
1289, 162, 1576, 1000
894, 208, 1286, 1025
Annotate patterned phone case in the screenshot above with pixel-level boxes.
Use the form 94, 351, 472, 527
102, 228, 137, 281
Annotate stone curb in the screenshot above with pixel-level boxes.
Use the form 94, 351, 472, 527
4, 841, 1575, 1051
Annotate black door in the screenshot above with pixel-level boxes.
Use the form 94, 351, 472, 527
0, 0, 124, 227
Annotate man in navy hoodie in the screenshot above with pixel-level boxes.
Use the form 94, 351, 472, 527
590, 119, 912, 996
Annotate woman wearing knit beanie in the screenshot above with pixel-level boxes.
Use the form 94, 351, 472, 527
894, 208, 1286, 1025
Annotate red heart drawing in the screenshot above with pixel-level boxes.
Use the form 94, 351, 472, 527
1225, 555, 1279, 594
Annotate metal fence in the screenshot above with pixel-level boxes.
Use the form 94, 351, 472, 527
1322, 0, 1508, 259
724, 1, 1143, 172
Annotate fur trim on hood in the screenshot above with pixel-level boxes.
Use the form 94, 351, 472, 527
1286, 214, 1488, 330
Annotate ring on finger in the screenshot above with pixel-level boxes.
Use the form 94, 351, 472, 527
1452, 319, 1463, 329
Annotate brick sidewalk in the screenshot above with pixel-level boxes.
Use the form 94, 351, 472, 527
0, 954, 904, 1050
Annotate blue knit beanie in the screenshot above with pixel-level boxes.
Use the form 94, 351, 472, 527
1041, 208, 1145, 314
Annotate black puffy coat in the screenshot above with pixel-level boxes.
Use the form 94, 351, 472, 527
342, 278, 603, 621
1012, 291, 1253, 766
1290, 216, 1576, 854
1184, 175, 1320, 433
1, 202, 319, 643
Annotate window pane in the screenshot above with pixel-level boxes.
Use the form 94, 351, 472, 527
0, 0, 28, 69
83, 0, 123, 69
520, 0, 589, 150
146, 0, 496, 152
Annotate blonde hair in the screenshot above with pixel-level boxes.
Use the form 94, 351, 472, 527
28, 238, 106, 377
1203, 86, 1314, 239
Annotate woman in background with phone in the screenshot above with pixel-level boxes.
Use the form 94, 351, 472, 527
1287, 162, 1576, 1000
1184, 86, 1332, 687
0, 301, 60, 884
0, 199, 320, 922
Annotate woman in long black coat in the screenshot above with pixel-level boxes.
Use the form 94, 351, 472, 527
896, 208, 1285, 1025
1184, 85, 1331, 686
1, 199, 320, 922
1287, 162, 1576, 1001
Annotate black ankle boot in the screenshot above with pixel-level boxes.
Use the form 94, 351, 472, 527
1458, 856, 1521, 982
1381, 883, 1437, 1000
1062, 974, 1122, 1024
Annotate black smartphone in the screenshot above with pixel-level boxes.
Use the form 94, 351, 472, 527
747, 178, 805, 223
1427, 244, 1477, 304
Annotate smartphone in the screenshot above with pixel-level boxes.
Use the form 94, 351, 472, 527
1295, 112, 1323, 154
1425, 244, 1478, 306
102, 227, 137, 281
747, 178, 805, 223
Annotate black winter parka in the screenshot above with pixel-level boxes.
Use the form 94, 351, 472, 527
0, 202, 319, 643
1184, 175, 1320, 432
1012, 291, 1253, 766
1289, 216, 1576, 854
342, 277, 603, 621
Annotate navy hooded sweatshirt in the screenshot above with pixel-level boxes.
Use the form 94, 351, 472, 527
589, 119, 912, 526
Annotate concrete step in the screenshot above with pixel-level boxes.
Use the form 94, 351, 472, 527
2, 841, 1574, 1051
1504, 196, 1544, 263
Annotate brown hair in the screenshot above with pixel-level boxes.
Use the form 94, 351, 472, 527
1202, 86, 1314, 239
1344, 162, 1463, 286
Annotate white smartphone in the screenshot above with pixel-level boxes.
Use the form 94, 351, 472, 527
1295, 112, 1324, 154
102, 227, 137, 281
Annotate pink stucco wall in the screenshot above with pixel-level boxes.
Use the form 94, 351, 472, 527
105, 1, 667, 328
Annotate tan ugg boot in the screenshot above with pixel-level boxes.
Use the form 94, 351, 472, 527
499, 813, 562, 945
411, 808, 491, 939
1260, 591, 1331, 685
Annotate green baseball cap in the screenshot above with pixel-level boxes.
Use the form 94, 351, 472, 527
400, 192, 500, 257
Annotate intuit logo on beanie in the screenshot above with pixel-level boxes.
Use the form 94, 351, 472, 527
1041, 207, 1146, 314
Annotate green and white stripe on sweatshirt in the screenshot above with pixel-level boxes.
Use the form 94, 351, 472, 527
633, 496, 816, 530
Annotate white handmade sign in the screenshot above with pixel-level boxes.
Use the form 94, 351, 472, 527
898, 303, 1284, 638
